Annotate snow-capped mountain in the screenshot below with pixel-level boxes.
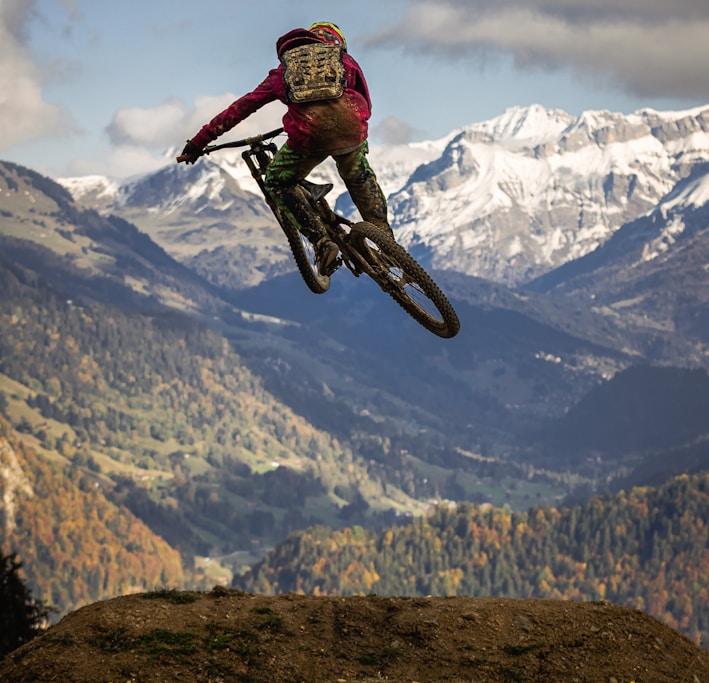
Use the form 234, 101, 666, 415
387, 103, 709, 285
60, 154, 288, 290
58, 103, 709, 290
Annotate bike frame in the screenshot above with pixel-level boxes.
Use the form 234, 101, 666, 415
205, 128, 375, 281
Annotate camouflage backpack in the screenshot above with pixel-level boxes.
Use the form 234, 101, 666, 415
280, 42, 346, 103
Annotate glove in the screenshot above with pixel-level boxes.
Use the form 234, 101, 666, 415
177, 140, 201, 164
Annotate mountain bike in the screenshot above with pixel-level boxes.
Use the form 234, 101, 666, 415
178, 128, 460, 338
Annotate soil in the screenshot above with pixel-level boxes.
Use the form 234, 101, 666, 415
1, 589, 708, 683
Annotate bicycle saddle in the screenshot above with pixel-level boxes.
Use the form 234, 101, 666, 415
299, 180, 333, 202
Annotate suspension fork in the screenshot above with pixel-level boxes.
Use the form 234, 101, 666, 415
241, 144, 273, 191
242, 144, 280, 215
243, 144, 320, 244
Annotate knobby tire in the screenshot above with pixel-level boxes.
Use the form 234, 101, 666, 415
349, 222, 460, 338
275, 207, 330, 295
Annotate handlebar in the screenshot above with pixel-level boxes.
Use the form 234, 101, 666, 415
176, 127, 285, 163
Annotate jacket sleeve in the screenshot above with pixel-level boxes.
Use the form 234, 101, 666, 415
190, 69, 284, 149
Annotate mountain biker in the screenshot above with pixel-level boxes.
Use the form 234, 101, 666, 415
178, 22, 391, 276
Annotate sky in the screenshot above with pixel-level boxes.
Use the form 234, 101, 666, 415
1, 0, 708, 179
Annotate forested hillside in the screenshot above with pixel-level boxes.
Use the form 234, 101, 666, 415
0, 415, 184, 613
0, 258, 432, 611
235, 472, 709, 645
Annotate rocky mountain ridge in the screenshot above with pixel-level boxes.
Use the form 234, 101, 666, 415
58, 103, 709, 290
528, 165, 709, 349
390, 103, 709, 284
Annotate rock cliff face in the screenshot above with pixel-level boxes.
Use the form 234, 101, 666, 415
0, 437, 34, 534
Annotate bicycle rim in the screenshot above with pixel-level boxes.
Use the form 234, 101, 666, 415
277, 210, 330, 295
349, 222, 460, 338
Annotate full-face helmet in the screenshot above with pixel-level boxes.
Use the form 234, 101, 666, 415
308, 22, 347, 50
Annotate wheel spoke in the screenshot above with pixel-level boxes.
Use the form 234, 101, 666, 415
373, 251, 440, 319
352, 225, 459, 336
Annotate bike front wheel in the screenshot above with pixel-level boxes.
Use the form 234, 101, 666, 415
276, 208, 330, 295
349, 222, 460, 338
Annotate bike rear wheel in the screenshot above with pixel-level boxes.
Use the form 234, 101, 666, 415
349, 222, 460, 338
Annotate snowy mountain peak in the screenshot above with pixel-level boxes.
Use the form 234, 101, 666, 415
462, 104, 574, 147
59, 174, 121, 204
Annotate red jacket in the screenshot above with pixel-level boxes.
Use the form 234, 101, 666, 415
191, 29, 372, 155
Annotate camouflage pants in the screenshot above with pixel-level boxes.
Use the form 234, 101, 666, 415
264, 141, 390, 238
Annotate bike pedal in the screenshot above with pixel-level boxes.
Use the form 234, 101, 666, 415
325, 257, 342, 276
318, 256, 340, 277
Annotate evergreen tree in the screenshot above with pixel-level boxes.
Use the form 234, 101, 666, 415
0, 551, 52, 656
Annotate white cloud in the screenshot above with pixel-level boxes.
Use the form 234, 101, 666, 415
371, 116, 423, 144
106, 94, 288, 150
86, 95, 287, 178
369, 0, 709, 99
0, 0, 71, 150
65, 145, 169, 179
106, 98, 192, 148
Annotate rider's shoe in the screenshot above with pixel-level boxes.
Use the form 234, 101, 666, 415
315, 237, 339, 276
